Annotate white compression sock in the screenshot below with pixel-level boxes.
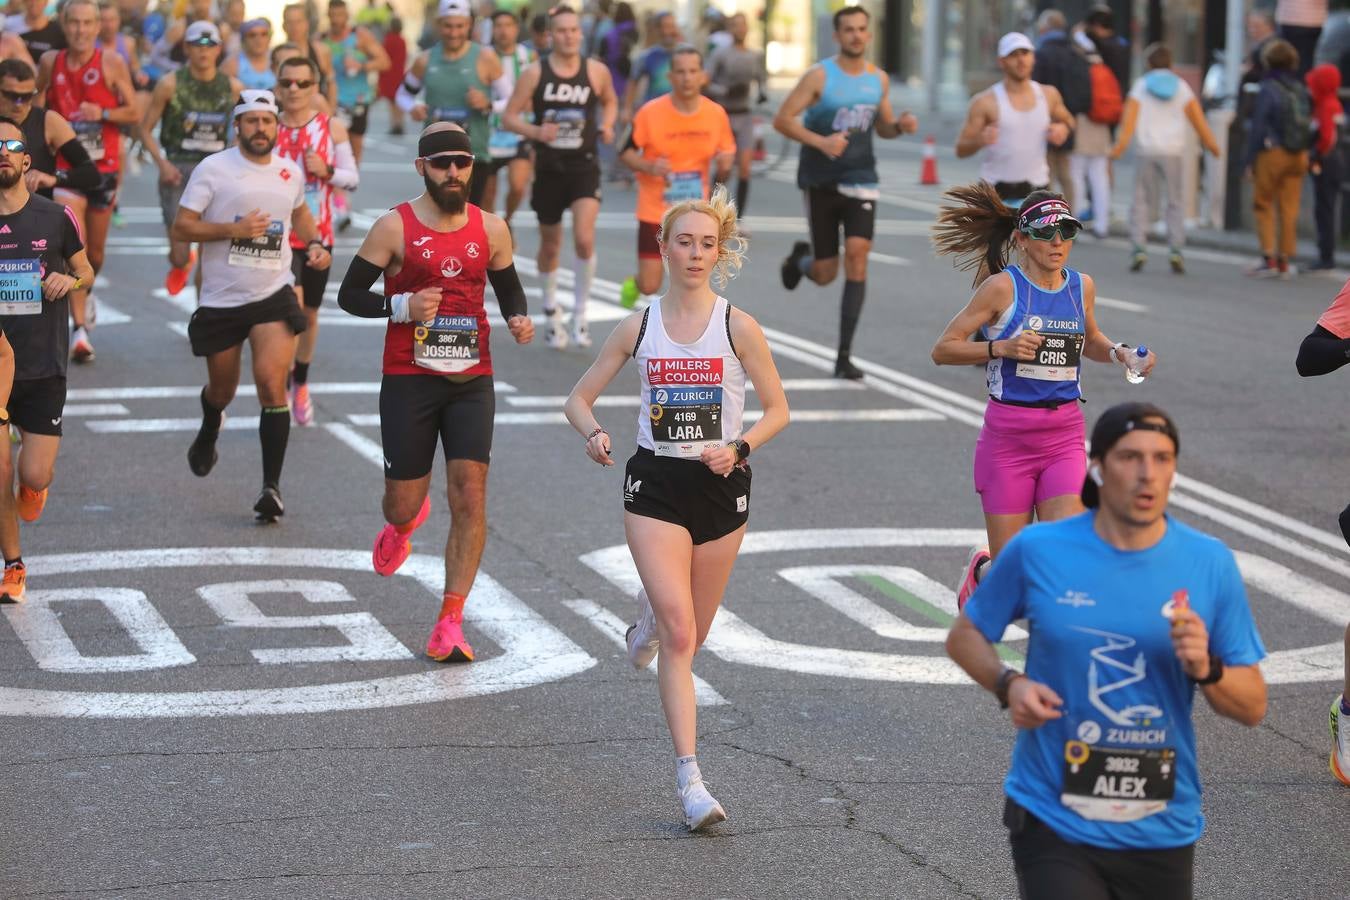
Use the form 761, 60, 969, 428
542, 269, 559, 313
676, 754, 701, 790
573, 254, 596, 323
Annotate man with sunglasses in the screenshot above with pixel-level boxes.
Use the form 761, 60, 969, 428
140, 22, 243, 297
275, 56, 359, 425
226, 19, 280, 92
171, 90, 331, 523
0, 60, 101, 205
35, 0, 138, 365
0, 117, 96, 601
336, 122, 533, 662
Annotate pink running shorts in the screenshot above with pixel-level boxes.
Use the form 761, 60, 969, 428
973, 399, 1087, 515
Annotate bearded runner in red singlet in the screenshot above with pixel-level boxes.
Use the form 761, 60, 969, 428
337, 123, 534, 663
35, 0, 136, 365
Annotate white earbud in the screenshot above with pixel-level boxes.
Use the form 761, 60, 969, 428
1088, 464, 1104, 486
1170, 471, 1178, 489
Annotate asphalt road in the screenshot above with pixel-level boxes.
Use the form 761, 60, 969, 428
0, 118, 1346, 899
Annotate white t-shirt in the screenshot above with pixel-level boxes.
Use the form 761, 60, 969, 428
179, 146, 306, 309
1127, 74, 1197, 157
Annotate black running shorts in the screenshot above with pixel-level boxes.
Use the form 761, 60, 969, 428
379, 373, 495, 479
9, 375, 66, 437
806, 185, 876, 260
187, 285, 307, 357
336, 102, 369, 136
622, 448, 751, 545
290, 247, 333, 309
531, 166, 602, 226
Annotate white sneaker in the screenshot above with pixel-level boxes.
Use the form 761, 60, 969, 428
1332, 694, 1350, 786
679, 776, 727, 831
570, 320, 591, 349
625, 588, 659, 669
544, 309, 568, 349
70, 326, 94, 364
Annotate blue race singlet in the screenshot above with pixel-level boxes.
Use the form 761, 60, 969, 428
796, 57, 882, 193
984, 265, 1087, 406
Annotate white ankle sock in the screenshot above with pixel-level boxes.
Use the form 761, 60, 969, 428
572, 254, 595, 323
676, 754, 701, 790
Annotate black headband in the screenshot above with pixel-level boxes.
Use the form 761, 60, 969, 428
418, 128, 473, 158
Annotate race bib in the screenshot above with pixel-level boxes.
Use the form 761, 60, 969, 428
228, 218, 286, 269
837, 182, 880, 201
430, 106, 469, 127
1060, 740, 1176, 823
181, 110, 228, 153
545, 108, 585, 150
488, 125, 521, 158
304, 181, 325, 220
413, 314, 481, 374
1015, 329, 1084, 382
663, 170, 703, 205
0, 258, 43, 315
646, 357, 724, 458
72, 119, 105, 161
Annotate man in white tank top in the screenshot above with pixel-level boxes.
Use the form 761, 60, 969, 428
955, 32, 1074, 205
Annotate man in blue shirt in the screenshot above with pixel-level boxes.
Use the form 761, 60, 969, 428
946, 402, 1268, 899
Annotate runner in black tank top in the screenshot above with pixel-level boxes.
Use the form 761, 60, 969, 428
0, 60, 100, 202
502, 5, 617, 351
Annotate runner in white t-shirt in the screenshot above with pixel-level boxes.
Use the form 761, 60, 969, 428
169, 89, 332, 523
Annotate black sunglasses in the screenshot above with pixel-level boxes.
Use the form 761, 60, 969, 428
278, 78, 315, 89
422, 153, 474, 170
0, 89, 37, 104
0, 139, 28, 154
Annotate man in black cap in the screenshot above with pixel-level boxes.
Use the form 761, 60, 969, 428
946, 402, 1268, 899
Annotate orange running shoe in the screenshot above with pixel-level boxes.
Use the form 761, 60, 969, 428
164, 250, 197, 296
17, 485, 47, 522
1, 562, 26, 602
426, 605, 474, 662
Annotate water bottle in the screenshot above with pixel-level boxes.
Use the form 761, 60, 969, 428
1123, 345, 1149, 384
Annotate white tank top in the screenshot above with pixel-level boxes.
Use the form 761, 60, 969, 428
635, 296, 746, 459
980, 82, 1051, 186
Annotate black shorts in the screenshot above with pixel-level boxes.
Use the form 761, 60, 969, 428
379, 373, 495, 479
1004, 798, 1194, 900
336, 102, 369, 136
487, 144, 530, 173
637, 220, 660, 259
531, 166, 602, 226
187, 285, 308, 357
805, 185, 876, 260
9, 376, 66, 437
623, 448, 751, 545
58, 171, 119, 210
290, 247, 333, 309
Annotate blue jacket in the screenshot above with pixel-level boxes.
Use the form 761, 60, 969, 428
1246, 71, 1306, 166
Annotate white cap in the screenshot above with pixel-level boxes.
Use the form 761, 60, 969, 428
184, 21, 222, 45
997, 32, 1034, 58
437, 0, 471, 19
233, 89, 280, 120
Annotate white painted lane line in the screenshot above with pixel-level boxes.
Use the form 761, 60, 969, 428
88, 417, 259, 433
344, 409, 940, 427
502, 378, 866, 408
67, 381, 517, 401
561, 599, 728, 706
1175, 474, 1350, 558
63, 404, 130, 417
325, 422, 385, 468
1096, 296, 1149, 314
89, 300, 132, 325
868, 251, 911, 266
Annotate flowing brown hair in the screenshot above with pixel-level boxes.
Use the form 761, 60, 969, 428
931, 182, 1062, 286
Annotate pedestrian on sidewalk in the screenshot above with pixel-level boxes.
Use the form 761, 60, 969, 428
1277, 0, 1327, 77
1069, 30, 1115, 239
1032, 9, 1091, 208
1110, 43, 1220, 274
1244, 38, 1312, 279
1305, 62, 1343, 270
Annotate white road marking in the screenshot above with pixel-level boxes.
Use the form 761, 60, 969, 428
67, 381, 516, 402
324, 422, 385, 468
63, 404, 130, 417
343, 408, 941, 427
89, 417, 259, 433
502, 379, 865, 408
1095, 296, 1149, 314
562, 599, 728, 706
89, 300, 132, 325
867, 251, 911, 266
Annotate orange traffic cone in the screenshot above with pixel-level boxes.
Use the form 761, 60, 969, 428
920, 134, 939, 185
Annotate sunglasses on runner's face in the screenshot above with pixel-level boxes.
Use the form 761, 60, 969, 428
279, 78, 315, 89
0, 89, 37, 104
1022, 221, 1082, 242
422, 153, 474, 170
0, 140, 27, 154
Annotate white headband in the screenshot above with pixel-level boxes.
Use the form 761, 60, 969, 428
233, 89, 279, 120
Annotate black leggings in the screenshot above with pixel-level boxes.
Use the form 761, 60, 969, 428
1296, 324, 1350, 377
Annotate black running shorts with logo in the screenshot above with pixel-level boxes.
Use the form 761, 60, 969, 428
187, 285, 308, 357
290, 247, 334, 309
379, 373, 495, 479
806, 185, 876, 260
487, 142, 531, 174
336, 102, 369, 136
622, 448, 751, 545
9, 375, 67, 437
531, 166, 602, 226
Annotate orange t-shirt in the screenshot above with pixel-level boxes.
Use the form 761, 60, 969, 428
1318, 277, 1350, 338
631, 94, 736, 224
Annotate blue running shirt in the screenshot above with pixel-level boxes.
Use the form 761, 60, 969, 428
964, 513, 1266, 850
984, 265, 1085, 406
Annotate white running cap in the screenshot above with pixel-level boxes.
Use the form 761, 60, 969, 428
185, 21, 222, 45
437, 0, 471, 19
233, 89, 280, 120
997, 32, 1034, 58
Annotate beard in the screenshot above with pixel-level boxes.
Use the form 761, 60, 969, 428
243, 132, 277, 156
424, 172, 469, 214
0, 167, 20, 189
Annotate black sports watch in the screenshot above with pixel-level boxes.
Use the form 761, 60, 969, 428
1190, 653, 1224, 686
730, 439, 750, 463
995, 667, 1025, 709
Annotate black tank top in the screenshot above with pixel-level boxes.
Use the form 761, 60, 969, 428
21, 107, 57, 199
530, 56, 598, 174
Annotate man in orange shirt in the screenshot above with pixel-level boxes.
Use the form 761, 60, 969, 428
619, 44, 734, 307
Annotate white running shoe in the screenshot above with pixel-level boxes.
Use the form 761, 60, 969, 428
570, 320, 591, 349
1332, 694, 1350, 786
679, 776, 727, 831
544, 308, 568, 349
625, 588, 659, 669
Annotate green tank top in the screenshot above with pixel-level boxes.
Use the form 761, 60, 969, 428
161, 71, 234, 164
424, 43, 490, 161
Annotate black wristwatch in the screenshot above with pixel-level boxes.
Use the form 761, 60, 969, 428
995, 667, 1025, 709
1190, 653, 1224, 686
307, 239, 326, 252
730, 438, 750, 463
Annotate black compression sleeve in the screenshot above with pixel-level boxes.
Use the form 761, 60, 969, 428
337, 255, 392, 318
1296, 324, 1350, 377
55, 138, 101, 192
487, 263, 528, 320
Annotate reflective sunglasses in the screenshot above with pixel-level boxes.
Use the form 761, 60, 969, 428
0, 139, 27, 154
278, 78, 315, 89
1022, 220, 1081, 242
0, 89, 37, 104
422, 153, 474, 170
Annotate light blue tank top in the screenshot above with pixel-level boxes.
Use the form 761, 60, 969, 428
797, 57, 882, 191
237, 52, 277, 91
328, 30, 370, 106
984, 265, 1086, 406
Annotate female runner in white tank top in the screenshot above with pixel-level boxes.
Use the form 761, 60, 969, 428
565, 186, 790, 832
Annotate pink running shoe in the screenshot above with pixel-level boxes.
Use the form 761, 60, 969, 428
371, 496, 430, 576
289, 381, 314, 426
426, 606, 474, 662
956, 547, 991, 612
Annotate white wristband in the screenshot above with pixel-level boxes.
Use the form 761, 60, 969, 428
389, 291, 413, 323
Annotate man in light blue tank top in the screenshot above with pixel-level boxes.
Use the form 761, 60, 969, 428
771, 6, 917, 380
323, 0, 390, 162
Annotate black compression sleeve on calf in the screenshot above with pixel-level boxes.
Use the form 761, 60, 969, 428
55, 138, 101, 192
838, 280, 866, 357
260, 406, 290, 489
487, 263, 528, 319
338, 255, 392, 318
1295, 324, 1350, 377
